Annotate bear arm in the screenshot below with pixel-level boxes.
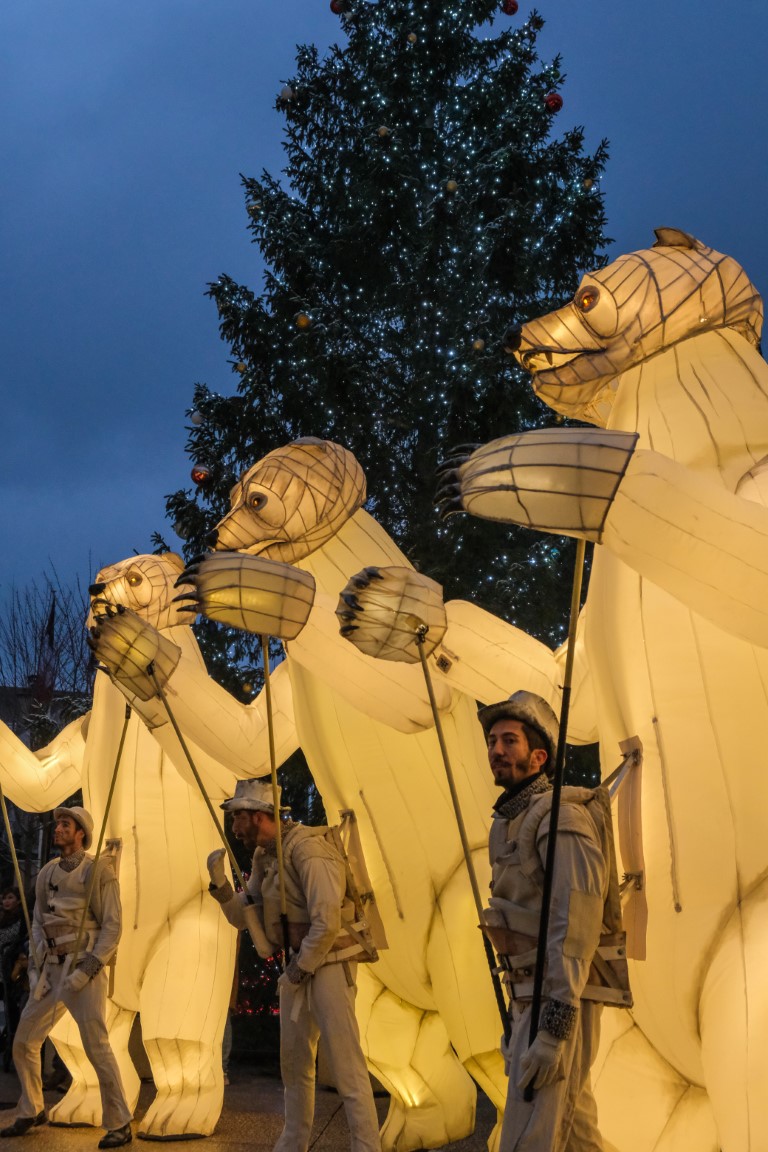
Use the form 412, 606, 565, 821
440, 599, 561, 711
603, 449, 768, 647
0, 713, 85, 812
148, 655, 298, 780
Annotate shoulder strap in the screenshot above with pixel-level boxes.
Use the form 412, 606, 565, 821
584, 786, 623, 935
516, 787, 623, 935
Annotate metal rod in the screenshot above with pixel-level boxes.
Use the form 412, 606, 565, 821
71, 704, 132, 969
147, 664, 248, 893
524, 536, 587, 1100
416, 630, 510, 1040
261, 636, 291, 964
0, 784, 40, 973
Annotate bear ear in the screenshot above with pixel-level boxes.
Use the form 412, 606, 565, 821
653, 227, 700, 250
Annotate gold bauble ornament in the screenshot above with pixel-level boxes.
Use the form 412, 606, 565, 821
446, 179, 458, 193
295, 313, 312, 330
472, 338, 486, 352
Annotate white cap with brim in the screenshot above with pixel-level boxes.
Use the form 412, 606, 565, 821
53, 806, 94, 851
220, 779, 290, 815
476, 691, 560, 766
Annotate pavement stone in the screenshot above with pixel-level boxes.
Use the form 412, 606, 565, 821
0, 1061, 496, 1151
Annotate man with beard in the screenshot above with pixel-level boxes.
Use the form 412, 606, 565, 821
0, 807, 132, 1148
207, 780, 381, 1152
480, 691, 608, 1152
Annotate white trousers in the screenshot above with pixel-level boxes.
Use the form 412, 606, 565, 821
275, 962, 381, 1152
500, 1000, 603, 1152
13, 963, 132, 1131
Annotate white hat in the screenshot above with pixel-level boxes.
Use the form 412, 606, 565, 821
53, 806, 94, 851
477, 690, 560, 766
220, 779, 290, 815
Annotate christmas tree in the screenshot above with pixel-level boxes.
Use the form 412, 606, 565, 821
167, 1, 608, 650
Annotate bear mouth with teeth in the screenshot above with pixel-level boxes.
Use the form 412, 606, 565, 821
511, 228, 763, 426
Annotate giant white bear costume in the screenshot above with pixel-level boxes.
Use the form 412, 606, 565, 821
0, 552, 284, 1138
443, 228, 768, 1152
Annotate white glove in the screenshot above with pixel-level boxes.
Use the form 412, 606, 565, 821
284, 956, 309, 984
207, 848, 227, 888
64, 967, 91, 994
517, 1030, 565, 1091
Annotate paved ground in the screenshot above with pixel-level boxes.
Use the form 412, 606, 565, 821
0, 1060, 496, 1151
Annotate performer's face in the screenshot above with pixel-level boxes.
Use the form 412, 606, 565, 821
53, 817, 85, 856
231, 809, 260, 851
252, 812, 278, 850
486, 720, 546, 789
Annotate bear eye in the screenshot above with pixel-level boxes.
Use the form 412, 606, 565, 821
575, 285, 600, 313
249, 492, 268, 511
127, 573, 143, 587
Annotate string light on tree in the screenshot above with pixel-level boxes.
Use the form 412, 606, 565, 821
169, 0, 609, 678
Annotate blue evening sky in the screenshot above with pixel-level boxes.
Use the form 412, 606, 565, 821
1, 0, 766, 599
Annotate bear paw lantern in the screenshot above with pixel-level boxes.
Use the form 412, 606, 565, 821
336, 566, 447, 663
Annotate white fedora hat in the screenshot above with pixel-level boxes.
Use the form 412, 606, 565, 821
220, 779, 290, 815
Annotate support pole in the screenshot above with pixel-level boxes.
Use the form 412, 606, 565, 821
416, 630, 510, 1041
71, 704, 131, 970
261, 636, 291, 965
524, 537, 587, 1100
147, 666, 249, 894
0, 785, 40, 973
147, 664, 274, 959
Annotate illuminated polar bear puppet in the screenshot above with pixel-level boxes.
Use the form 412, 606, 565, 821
443, 228, 768, 1152
0, 552, 272, 1137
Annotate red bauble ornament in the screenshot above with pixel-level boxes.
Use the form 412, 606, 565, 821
545, 91, 563, 113
330, 0, 345, 12
191, 465, 211, 485
502, 0, 518, 13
